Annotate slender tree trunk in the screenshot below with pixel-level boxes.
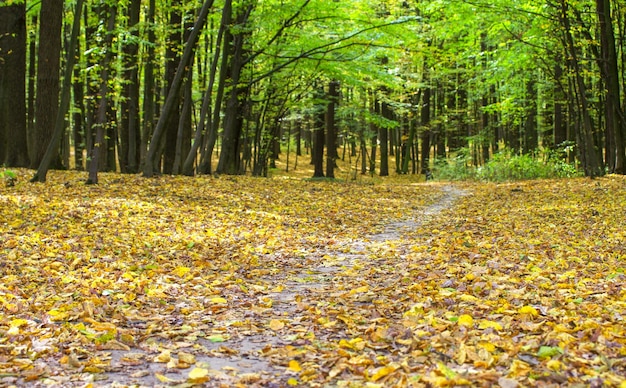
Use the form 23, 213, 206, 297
420, 78, 431, 176
162, 1, 183, 175
143, 0, 215, 177
216, 2, 254, 175
119, 0, 141, 173
379, 98, 392, 176
196, 0, 230, 175
141, 0, 156, 171
312, 85, 325, 178
0, 2, 28, 167
559, 0, 604, 177
326, 80, 339, 179
87, 4, 117, 184
523, 78, 538, 154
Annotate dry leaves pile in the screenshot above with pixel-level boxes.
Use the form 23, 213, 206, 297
0, 170, 624, 387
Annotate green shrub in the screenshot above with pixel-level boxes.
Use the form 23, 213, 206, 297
433, 148, 580, 182
0, 169, 17, 187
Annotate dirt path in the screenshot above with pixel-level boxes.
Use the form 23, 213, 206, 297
89, 185, 469, 387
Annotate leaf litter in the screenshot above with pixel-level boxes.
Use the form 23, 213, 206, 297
0, 170, 625, 387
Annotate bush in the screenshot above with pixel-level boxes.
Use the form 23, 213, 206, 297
433, 149, 580, 182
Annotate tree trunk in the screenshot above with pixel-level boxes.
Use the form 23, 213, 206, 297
326, 80, 339, 179
31, 0, 84, 182
379, 99, 392, 177
162, 1, 183, 175
596, 0, 625, 173
559, 0, 604, 177
312, 86, 325, 178
141, 0, 156, 172
87, 4, 117, 184
420, 80, 431, 176
143, 0, 215, 177
216, 2, 254, 175
30, 0, 63, 170
0, 1, 28, 167
119, 0, 141, 173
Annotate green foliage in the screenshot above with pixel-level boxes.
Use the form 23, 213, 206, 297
433, 148, 581, 182
1, 169, 17, 187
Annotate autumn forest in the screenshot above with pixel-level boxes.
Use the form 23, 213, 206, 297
1, 0, 626, 387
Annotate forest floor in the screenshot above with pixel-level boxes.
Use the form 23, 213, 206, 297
0, 169, 625, 387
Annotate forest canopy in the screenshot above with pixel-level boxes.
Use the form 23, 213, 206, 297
1, 0, 625, 181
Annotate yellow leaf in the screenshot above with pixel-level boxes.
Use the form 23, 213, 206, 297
546, 359, 563, 371
518, 305, 538, 316
172, 266, 191, 277
188, 367, 210, 383
269, 319, 285, 331
478, 320, 503, 331
370, 364, 399, 381
350, 285, 369, 295
478, 341, 496, 352
10, 318, 28, 328
155, 373, 175, 383
288, 360, 302, 372
153, 349, 171, 363
210, 297, 227, 304
7, 326, 20, 335
178, 351, 196, 364
458, 314, 474, 327
287, 377, 299, 386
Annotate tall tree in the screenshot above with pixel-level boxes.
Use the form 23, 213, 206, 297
31, 0, 84, 182
119, 0, 141, 173
0, 1, 28, 167
143, 0, 214, 178
31, 0, 63, 169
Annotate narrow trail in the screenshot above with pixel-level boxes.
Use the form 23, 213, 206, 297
100, 184, 469, 387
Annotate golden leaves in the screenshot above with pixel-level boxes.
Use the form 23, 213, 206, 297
1, 171, 625, 386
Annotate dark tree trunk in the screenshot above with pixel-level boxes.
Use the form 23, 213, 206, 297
119, 0, 141, 173
31, 0, 63, 170
597, 0, 625, 173
523, 78, 538, 154
559, 0, 604, 177
162, 1, 183, 175
87, 4, 117, 184
379, 99, 392, 177
326, 80, 339, 179
420, 81, 431, 176
312, 86, 325, 178
554, 61, 567, 151
31, 0, 84, 182
0, 2, 28, 167
216, 2, 254, 175
141, 0, 156, 171
143, 0, 214, 177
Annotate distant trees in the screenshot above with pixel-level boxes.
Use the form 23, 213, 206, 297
0, 0, 625, 180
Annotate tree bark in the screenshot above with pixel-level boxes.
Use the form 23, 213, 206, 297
31, 0, 84, 182
87, 4, 117, 184
0, 2, 28, 167
119, 0, 141, 173
31, 0, 63, 170
596, 0, 625, 173
216, 1, 254, 175
143, 0, 215, 177
326, 80, 339, 179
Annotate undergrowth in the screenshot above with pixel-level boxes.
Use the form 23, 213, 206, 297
433, 148, 581, 182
